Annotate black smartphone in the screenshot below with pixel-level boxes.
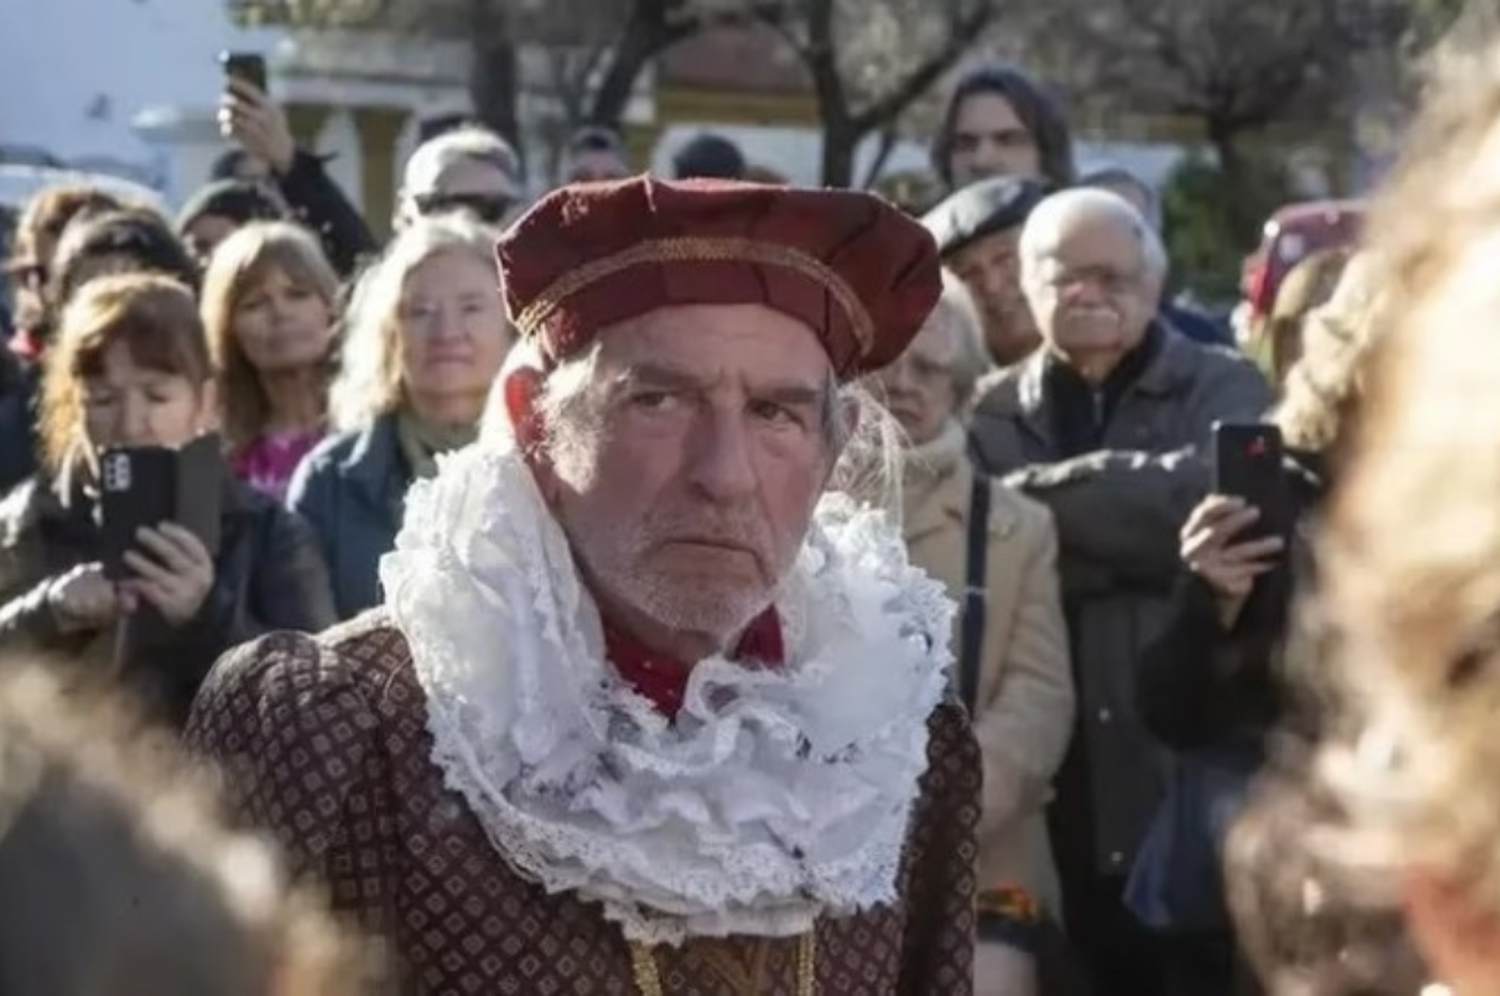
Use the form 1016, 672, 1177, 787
1212, 422, 1291, 543
220, 51, 267, 94
99, 434, 225, 581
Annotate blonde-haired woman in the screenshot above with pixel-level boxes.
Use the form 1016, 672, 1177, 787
288, 214, 512, 619
200, 221, 339, 500
874, 272, 1073, 996
1227, 40, 1500, 996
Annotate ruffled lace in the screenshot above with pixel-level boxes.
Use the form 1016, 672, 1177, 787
380, 440, 955, 945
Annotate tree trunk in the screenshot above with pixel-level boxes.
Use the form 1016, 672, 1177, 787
466, 0, 521, 172
1207, 117, 1255, 245
588, 23, 659, 128
821, 119, 859, 188
470, 40, 522, 161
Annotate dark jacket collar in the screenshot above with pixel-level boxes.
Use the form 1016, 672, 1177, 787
1009, 320, 1195, 445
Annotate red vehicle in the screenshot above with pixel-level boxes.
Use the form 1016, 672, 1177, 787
1241, 200, 1365, 324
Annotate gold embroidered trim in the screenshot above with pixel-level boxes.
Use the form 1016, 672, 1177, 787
513, 236, 874, 357
630, 931, 817, 996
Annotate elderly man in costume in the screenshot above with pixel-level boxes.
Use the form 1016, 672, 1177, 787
186, 176, 980, 994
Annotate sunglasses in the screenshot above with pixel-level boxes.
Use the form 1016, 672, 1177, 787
414, 192, 513, 225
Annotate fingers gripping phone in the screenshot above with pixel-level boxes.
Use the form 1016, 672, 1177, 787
1212, 422, 1292, 543
220, 51, 267, 94
99, 434, 225, 581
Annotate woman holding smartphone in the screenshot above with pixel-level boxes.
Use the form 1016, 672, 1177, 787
0, 274, 336, 728
1128, 255, 1383, 996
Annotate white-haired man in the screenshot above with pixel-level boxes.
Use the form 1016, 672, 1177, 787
395, 124, 523, 230
187, 176, 980, 993
968, 188, 1270, 995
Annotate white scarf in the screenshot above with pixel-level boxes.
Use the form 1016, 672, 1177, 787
379, 439, 954, 945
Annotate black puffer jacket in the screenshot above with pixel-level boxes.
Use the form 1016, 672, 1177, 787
1135, 450, 1326, 752
0, 354, 36, 496
0, 473, 337, 727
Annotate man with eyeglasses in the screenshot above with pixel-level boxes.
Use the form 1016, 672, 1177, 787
967, 188, 1270, 996
395, 125, 523, 231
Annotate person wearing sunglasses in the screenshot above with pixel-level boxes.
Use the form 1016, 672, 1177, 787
395, 125, 523, 231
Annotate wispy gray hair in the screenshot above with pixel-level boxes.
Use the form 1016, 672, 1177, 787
1019, 187, 1169, 291
400, 125, 520, 200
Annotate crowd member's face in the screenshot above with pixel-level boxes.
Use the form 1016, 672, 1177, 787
82, 341, 214, 453
949, 93, 1041, 189
398, 249, 511, 416
230, 155, 273, 184
412, 159, 516, 226
184, 214, 240, 270
536, 304, 841, 653
565, 150, 630, 185
1024, 215, 1161, 379
949, 227, 1038, 366
232, 266, 335, 374
876, 312, 959, 447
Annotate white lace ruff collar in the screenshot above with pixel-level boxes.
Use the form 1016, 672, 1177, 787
379, 441, 954, 945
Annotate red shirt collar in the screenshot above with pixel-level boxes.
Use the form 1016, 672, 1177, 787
602, 607, 786, 718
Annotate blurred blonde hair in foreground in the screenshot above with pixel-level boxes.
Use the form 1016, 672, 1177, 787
1228, 27, 1500, 996
0, 662, 363, 996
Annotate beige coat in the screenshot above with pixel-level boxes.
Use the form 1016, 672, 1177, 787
902, 437, 1074, 916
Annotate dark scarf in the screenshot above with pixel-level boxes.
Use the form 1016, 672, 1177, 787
1044, 323, 1164, 458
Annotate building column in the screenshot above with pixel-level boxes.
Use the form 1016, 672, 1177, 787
355, 106, 411, 240
284, 103, 334, 151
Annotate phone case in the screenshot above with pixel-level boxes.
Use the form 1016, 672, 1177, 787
1212, 422, 1292, 542
98, 434, 224, 581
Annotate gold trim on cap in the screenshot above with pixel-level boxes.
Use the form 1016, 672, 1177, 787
512, 236, 874, 356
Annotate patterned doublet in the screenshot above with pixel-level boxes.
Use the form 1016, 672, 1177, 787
186, 613, 981, 994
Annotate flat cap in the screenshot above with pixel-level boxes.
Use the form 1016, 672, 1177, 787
921, 176, 1048, 259
497, 175, 941, 378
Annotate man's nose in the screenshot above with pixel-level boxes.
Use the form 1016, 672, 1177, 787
687, 410, 758, 502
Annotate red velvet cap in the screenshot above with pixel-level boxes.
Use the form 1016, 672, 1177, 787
496, 175, 941, 378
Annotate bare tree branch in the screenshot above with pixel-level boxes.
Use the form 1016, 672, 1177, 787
849, 1, 998, 133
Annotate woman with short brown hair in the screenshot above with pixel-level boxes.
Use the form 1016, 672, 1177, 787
200, 221, 340, 499
0, 273, 335, 727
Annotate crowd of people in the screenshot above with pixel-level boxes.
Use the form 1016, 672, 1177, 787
5, 36, 1500, 996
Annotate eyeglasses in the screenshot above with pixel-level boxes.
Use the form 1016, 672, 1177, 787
413, 192, 514, 225
1042, 264, 1142, 296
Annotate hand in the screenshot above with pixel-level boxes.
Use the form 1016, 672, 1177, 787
1181, 495, 1284, 628
122, 523, 216, 627
219, 78, 295, 175
46, 562, 118, 632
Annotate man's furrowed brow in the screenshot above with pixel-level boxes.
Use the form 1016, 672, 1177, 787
609, 363, 705, 394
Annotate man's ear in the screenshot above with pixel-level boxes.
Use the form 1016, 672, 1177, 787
1404, 866, 1500, 995
504, 367, 563, 501
504, 367, 545, 454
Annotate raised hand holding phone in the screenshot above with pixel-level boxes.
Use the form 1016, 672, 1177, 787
1181, 495, 1284, 628
217, 53, 295, 175
1181, 422, 1293, 626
